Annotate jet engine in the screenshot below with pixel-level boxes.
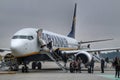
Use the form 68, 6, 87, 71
4, 53, 15, 62
76, 51, 92, 64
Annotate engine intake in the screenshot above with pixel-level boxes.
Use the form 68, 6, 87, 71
76, 51, 92, 64
4, 53, 15, 62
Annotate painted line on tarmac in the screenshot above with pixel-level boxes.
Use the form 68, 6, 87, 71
99, 74, 120, 80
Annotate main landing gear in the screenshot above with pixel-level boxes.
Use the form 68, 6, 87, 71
32, 62, 42, 70
22, 64, 28, 73
21, 62, 42, 73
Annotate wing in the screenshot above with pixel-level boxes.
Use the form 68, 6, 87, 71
84, 47, 120, 53
61, 47, 120, 55
0, 48, 11, 52
79, 38, 113, 44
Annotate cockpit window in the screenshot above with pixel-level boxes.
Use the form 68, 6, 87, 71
19, 36, 27, 39
12, 35, 34, 40
28, 36, 34, 40
12, 36, 18, 39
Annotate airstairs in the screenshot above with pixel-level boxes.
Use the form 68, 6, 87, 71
46, 52, 67, 72
37, 29, 67, 72
92, 54, 101, 62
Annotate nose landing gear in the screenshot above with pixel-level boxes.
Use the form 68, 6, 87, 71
22, 64, 28, 73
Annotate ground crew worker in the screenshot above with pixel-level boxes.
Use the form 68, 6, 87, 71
90, 57, 95, 73
101, 59, 105, 73
113, 57, 119, 78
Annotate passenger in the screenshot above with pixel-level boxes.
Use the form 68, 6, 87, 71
118, 59, 120, 78
113, 57, 119, 78
55, 48, 61, 56
87, 63, 91, 73
101, 58, 105, 73
62, 53, 68, 68
90, 57, 95, 73
77, 57, 82, 73
74, 60, 78, 72
70, 60, 75, 73
47, 38, 53, 52
37, 29, 46, 49
70, 55, 77, 73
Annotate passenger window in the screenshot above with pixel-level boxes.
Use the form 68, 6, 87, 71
41, 33, 45, 40
44, 34, 48, 43
57, 37, 62, 47
46, 34, 50, 43
63, 38, 68, 47
53, 36, 56, 46
54, 36, 58, 47
60, 38, 64, 47
51, 35, 54, 46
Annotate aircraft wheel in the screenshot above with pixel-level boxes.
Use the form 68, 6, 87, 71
22, 66, 25, 73
25, 66, 28, 72
32, 62, 36, 70
22, 66, 28, 73
37, 62, 42, 70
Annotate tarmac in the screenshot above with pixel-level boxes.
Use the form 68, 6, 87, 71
0, 62, 118, 80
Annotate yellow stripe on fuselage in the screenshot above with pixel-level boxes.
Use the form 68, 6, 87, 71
16, 47, 77, 58
16, 52, 40, 58
59, 47, 78, 51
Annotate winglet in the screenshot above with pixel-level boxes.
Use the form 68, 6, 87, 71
67, 3, 77, 38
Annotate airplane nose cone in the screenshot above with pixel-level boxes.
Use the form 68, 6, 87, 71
10, 39, 25, 56
11, 40, 21, 50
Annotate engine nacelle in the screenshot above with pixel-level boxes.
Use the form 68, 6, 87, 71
76, 51, 92, 64
4, 53, 15, 62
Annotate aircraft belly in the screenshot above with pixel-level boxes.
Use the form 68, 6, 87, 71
19, 54, 51, 62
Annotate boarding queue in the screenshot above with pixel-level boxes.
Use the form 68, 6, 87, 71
69, 57, 106, 74
69, 57, 82, 73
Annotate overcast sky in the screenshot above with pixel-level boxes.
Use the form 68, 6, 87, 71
0, 0, 120, 49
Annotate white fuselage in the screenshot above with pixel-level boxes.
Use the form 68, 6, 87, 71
11, 28, 78, 57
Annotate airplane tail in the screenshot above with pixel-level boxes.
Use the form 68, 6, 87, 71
67, 3, 77, 38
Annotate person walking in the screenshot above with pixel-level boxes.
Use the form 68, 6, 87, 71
118, 59, 120, 78
101, 59, 105, 73
90, 57, 95, 73
77, 57, 82, 73
113, 57, 119, 78
62, 53, 68, 68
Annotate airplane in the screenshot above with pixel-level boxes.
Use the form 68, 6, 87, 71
0, 3, 120, 72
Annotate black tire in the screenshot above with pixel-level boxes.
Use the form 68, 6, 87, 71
22, 66, 25, 73
88, 67, 91, 73
32, 62, 36, 70
37, 62, 42, 70
70, 67, 74, 73
25, 66, 28, 72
